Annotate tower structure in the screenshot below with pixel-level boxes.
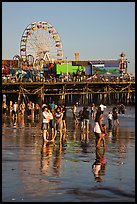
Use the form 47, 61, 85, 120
75, 52, 79, 61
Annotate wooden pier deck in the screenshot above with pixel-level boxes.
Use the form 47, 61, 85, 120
2, 81, 135, 94
2, 80, 135, 105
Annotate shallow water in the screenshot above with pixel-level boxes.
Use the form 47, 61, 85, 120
2, 106, 135, 202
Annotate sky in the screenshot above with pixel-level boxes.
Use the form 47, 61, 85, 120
2, 2, 135, 75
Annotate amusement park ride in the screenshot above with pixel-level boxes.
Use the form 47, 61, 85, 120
13, 20, 64, 67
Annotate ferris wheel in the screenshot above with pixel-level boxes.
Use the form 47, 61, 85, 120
20, 21, 64, 63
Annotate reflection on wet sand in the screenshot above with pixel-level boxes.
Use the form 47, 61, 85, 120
40, 141, 63, 176
92, 147, 106, 182
2, 107, 135, 202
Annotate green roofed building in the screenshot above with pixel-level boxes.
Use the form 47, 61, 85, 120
54, 63, 86, 75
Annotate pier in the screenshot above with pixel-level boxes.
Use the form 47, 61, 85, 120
2, 80, 135, 106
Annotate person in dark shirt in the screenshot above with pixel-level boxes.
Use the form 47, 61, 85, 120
112, 107, 120, 127
82, 106, 90, 132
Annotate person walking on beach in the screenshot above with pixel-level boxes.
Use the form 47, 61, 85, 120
96, 123, 107, 148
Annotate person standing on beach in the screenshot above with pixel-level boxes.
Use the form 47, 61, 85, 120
13, 102, 18, 116
54, 106, 63, 141
19, 101, 26, 116
78, 109, 84, 130
12, 102, 18, 125
47, 104, 55, 140
41, 106, 50, 142
112, 107, 120, 127
27, 101, 32, 117
91, 103, 97, 120
93, 106, 104, 148
71, 103, 79, 127
82, 106, 90, 132
99, 103, 106, 114
50, 101, 55, 111
61, 104, 67, 132
2, 101, 8, 116
107, 111, 113, 130
9, 100, 13, 117
35, 103, 40, 118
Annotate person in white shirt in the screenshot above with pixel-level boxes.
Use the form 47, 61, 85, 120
99, 104, 106, 114
12, 102, 18, 117
12, 102, 18, 125
41, 106, 50, 142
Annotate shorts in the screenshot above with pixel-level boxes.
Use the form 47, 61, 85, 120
12, 110, 17, 116
93, 122, 101, 133
83, 119, 89, 125
41, 123, 49, 130
54, 120, 62, 131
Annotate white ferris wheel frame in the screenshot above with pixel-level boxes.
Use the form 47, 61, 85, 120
20, 21, 64, 63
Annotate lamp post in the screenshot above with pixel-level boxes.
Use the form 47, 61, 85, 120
66, 57, 68, 81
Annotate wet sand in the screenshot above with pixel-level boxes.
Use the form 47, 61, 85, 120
2, 106, 135, 202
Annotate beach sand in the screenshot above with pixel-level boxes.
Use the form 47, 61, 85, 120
2, 106, 135, 202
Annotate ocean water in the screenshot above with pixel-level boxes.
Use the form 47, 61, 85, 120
2, 106, 135, 202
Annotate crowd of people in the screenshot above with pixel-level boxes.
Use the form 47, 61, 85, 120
2, 98, 122, 148
41, 103, 67, 143
71, 102, 121, 150
2, 98, 124, 182
2, 66, 135, 84
2, 100, 67, 143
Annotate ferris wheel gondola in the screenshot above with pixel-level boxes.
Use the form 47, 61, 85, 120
20, 21, 64, 64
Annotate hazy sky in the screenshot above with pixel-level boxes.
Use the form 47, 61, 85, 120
2, 2, 135, 75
